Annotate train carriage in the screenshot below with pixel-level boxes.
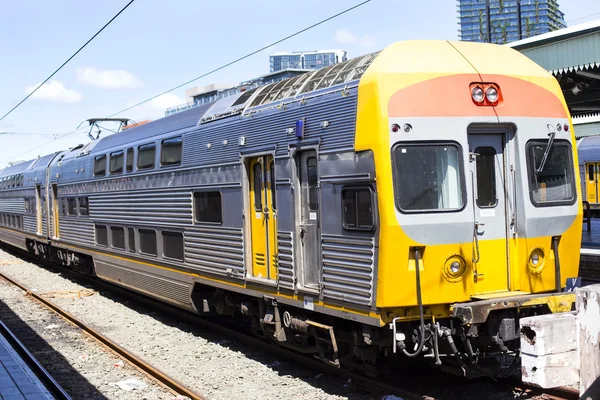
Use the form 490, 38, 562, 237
0, 40, 582, 376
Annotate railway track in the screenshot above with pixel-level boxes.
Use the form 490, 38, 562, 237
0, 244, 582, 400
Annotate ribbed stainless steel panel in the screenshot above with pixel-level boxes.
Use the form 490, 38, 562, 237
0, 198, 25, 213
277, 231, 295, 290
58, 217, 94, 246
90, 190, 192, 226
321, 234, 375, 306
23, 216, 36, 233
185, 226, 244, 277
95, 259, 192, 308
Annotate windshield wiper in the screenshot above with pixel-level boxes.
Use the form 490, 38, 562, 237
536, 124, 556, 174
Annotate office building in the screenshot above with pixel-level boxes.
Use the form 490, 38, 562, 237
269, 50, 347, 72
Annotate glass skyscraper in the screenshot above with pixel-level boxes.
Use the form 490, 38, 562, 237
270, 50, 347, 72
458, 0, 566, 44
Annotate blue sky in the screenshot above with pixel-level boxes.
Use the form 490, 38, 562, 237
0, 0, 598, 167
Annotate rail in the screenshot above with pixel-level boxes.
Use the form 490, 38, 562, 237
583, 200, 591, 232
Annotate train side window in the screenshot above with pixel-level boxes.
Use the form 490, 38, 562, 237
589, 164, 595, 181
307, 157, 318, 211
253, 163, 262, 212
94, 155, 106, 176
475, 146, 498, 208
139, 229, 157, 256
161, 137, 182, 167
67, 198, 77, 216
126, 148, 134, 172
95, 225, 108, 246
163, 231, 184, 261
342, 187, 374, 231
78, 197, 89, 216
137, 143, 156, 170
109, 150, 124, 174
127, 228, 136, 252
111, 226, 125, 250
194, 191, 222, 224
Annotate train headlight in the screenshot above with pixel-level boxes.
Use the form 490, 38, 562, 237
471, 86, 484, 103
485, 87, 498, 103
443, 255, 467, 282
528, 249, 545, 275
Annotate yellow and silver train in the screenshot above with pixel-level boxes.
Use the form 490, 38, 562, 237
0, 40, 582, 377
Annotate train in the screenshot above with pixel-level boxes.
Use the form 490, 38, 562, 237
577, 135, 600, 214
0, 40, 582, 378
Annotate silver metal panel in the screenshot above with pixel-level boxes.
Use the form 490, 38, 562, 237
276, 231, 294, 290
0, 198, 25, 213
184, 226, 244, 278
321, 234, 374, 306
58, 217, 95, 247
23, 216, 36, 233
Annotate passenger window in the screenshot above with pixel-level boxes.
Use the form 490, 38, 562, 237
253, 163, 262, 212
161, 137, 182, 167
109, 151, 124, 174
589, 164, 595, 181
137, 143, 156, 170
127, 228, 136, 252
163, 231, 184, 261
139, 229, 157, 255
194, 192, 222, 224
111, 226, 125, 250
475, 147, 497, 208
342, 187, 374, 230
95, 225, 108, 246
67, 198, 77, 215
307, 157, 318, 211
94, 155, 106, 176
78, 197, 89, 216
126, 148, 134, 172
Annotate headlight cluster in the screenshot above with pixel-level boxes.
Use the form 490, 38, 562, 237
470, 83, 501, 106
528, 248, 545, 274
442, 255, 467, 282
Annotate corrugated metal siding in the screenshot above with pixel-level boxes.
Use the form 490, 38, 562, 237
90, 190, 192, 226
23, 216, 36, 233
276, 231, 294, 290
183, 89, 358, 166
0, 198, 24, 213
59, 217, 94, 246
321, 234, 375, 306
185, 226, 244, 278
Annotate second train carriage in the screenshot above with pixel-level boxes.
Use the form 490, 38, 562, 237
0, 40, 583, 376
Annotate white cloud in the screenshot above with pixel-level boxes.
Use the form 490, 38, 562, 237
24, 80, 82, 103
77, 66, 143, 89
334, 29, 376, 48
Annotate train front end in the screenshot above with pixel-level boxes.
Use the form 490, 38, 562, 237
356, 40, 582, 374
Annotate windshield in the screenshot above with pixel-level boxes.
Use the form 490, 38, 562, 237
527, 139, 576, 206
393, 143, 464, 212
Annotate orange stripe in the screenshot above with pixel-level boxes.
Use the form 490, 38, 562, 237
388, 74, 566, 119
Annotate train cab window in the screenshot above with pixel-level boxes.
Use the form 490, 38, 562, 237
137, 143, 156, 170
94, 155, 107, 176
475, 147, 497, 208
527, 140, 576, 206
67, 198, 77, 216
393, 143, 464, 212
160, 137, 182, 167
78, 197, 89, 216
342, 187, 374, 231
139, 229, 157, 256
111, 226, 125, 250
109, 151, 124, 174
194, 191, 222, 224
126, 148, 134, 172
588, 164, 595, 181
162, 231, 184, 261
127, 228, 136, 252
95, 225, 108, 246
307, 157, 318, 211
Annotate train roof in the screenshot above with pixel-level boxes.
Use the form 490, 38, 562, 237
577, 135, 600, 164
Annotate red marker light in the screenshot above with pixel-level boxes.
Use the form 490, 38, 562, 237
391, 124, 400, 133
564, 124, 569, 132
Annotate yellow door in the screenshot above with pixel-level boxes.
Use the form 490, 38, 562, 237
586, 163, 598, 203
249, 156, 278, 280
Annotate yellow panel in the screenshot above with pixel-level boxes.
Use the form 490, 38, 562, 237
266, 156, 278, 280
249, 158, 268, 278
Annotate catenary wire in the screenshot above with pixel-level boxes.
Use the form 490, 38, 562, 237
0, 0, 136, 123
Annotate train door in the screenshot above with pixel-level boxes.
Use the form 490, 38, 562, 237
248, 155, 277, 280
468, 134, 510, 294
296, 151, 320, 290
586, 163, 598, 204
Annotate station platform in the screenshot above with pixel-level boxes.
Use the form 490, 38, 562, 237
0, 320, 64, 399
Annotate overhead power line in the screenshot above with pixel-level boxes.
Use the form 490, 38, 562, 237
0, 0, 136, 123
1, 0, 372, 164
107, 0, 372, 117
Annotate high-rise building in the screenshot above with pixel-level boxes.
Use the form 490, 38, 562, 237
458, 0, 566, 44
269, 50, 347, 72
